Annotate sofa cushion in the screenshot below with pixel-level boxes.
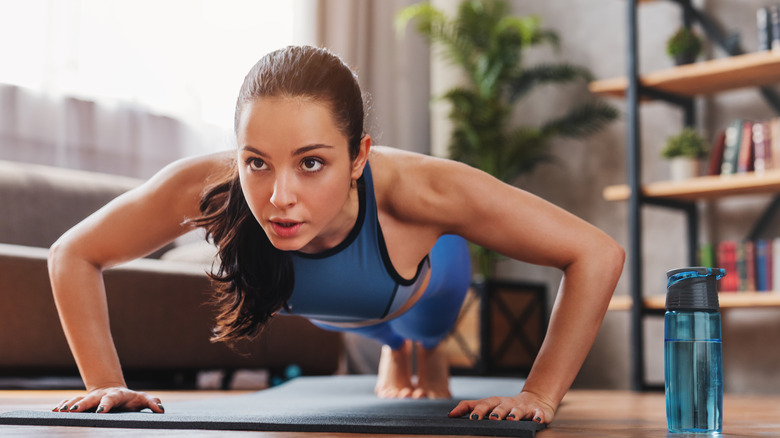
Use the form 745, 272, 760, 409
160, 240, 219, 271
0, 160, 141, 248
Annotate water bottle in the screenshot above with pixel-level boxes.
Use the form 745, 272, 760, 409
665, 267, 725, 434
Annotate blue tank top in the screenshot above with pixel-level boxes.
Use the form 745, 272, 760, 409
283, 162, 430, 323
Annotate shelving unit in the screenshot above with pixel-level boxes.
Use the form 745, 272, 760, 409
603, 170, 780, 201
593, 0, 780, 390
589, 50, 780, 99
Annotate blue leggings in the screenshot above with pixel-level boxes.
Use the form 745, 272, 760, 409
314, 235, 471, 350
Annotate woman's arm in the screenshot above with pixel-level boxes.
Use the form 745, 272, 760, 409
48, 151, 231, 413
380, 149, 624, 423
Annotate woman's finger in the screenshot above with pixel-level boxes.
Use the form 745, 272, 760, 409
96, 391, 124, 413
53, 399, 68, 412
448, 399, 477, 418
466, 397, 505, 420
69, 392, 103, 413
488, 400, 515, 420
65, 396, 85, 412
147, 395, 165, 414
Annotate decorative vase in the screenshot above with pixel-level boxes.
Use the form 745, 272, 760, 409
669, 157, 701, 181
674, 53, 697, 66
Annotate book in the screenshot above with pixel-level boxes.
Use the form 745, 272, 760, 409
771, 5, 780, 51
699, 243, 716, 268
717, 240, 739, 292
721, 119, 744, 176
737, 121, 755, 173
771, 117, 780, 169
773, 238, 780, 291
756, 239, 771, 291
752, 120, 772, 174
758, 7, 771, 51
708, 130, 726, 176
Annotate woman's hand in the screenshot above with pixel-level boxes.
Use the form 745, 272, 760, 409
448, 390, 556, 424
53, 387, 165, 414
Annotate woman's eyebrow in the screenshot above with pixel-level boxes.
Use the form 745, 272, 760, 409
240, 144, 334, 158
293, 144, 334, 156
240, 145, 268, 157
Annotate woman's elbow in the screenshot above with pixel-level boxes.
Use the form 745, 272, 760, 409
599, 235, 625, 283
48, 236, 72, 279
48, 234, 94, 280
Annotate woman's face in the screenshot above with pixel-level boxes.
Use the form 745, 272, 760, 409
236, 96, 367, 253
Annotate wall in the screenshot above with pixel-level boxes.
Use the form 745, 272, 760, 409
428, 0, 780, 392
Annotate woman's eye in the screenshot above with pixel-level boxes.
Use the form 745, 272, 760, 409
247, 158, 267, 171
301, 158, 324, 172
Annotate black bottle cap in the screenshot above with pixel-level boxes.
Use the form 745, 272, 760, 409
665, 267, 724, 311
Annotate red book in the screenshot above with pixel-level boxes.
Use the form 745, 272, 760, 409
771, 117, 780, 170
708, 130, 726, 176
717, 241, 738, 292
737, 121, 755, 173
744, 241, 756, 292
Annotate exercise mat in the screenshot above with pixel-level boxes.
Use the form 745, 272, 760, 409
0, 375, 545, 436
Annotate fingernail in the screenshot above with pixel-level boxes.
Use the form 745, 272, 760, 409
490, 413, 499, 419
97, 406, 105, 414
534, 416, 542, 423
507, 413, 516, 419
470, 413, 479, 420
59, 405, 68, 412
70, 405, 79, 412
157, 403, 165, 413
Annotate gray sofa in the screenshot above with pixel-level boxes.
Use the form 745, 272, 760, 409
0, 160, 342, 387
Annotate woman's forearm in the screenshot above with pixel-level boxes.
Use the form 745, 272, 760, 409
48, 243, 127, 390
521, 238, 624, 410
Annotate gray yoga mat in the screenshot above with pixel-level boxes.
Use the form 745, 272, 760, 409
0, 375, 545, 436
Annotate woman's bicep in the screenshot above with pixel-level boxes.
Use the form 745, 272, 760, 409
425, 161, 608, 270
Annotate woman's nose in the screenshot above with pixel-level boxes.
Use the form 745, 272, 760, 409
270, 172, 297, 209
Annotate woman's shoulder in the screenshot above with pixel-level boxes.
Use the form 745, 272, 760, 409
368, 146, 474, 226
368, 146, 443, 181
134, 150, 234, 220
146, 149, 234, 193
368, 145, 473, 192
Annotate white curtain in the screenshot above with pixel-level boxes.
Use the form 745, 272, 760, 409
316, 0, 432, 154
0, 0, 314, 178
0, 0, 431, 178
0, 84, 224, 178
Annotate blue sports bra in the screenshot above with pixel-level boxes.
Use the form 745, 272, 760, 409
283, 162, 430, 323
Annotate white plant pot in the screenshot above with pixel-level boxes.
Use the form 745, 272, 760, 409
669, 157, 701, 181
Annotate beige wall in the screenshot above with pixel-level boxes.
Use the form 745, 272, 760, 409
429, 0, 780, 392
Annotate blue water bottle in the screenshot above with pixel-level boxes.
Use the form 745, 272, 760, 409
665, 267, 725, 434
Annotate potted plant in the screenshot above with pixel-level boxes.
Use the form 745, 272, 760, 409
666, 26, 703, 65
661, 127, 709, 180
396, 0, 618, 374
397, 0, 618, 279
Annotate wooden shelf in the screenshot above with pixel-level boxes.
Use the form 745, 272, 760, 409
589, 51, 780, 100
603, 170, 780, 202
609, 292, 780, 311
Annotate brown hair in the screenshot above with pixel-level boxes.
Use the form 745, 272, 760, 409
195, 46, 366, 345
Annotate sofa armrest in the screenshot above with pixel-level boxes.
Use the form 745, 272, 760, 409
0, 243, 342, 378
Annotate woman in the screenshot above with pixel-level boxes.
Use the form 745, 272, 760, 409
49, 46, 624, 424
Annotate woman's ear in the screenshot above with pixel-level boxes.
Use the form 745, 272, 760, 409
351, 135, 371, 180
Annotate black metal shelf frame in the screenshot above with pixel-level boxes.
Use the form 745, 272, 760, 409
625, 0, 780, 391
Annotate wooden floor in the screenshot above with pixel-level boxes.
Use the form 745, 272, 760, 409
1, 388, 779, 437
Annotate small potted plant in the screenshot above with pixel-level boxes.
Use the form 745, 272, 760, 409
666, 27, 703, 65
662, 127, 710, 180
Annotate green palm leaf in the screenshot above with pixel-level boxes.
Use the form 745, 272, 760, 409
508, 63, 594, 102
397, 0, 618, 277
541, 100, 620, 139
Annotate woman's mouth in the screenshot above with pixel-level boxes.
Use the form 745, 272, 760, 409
270, 220, 303, 238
